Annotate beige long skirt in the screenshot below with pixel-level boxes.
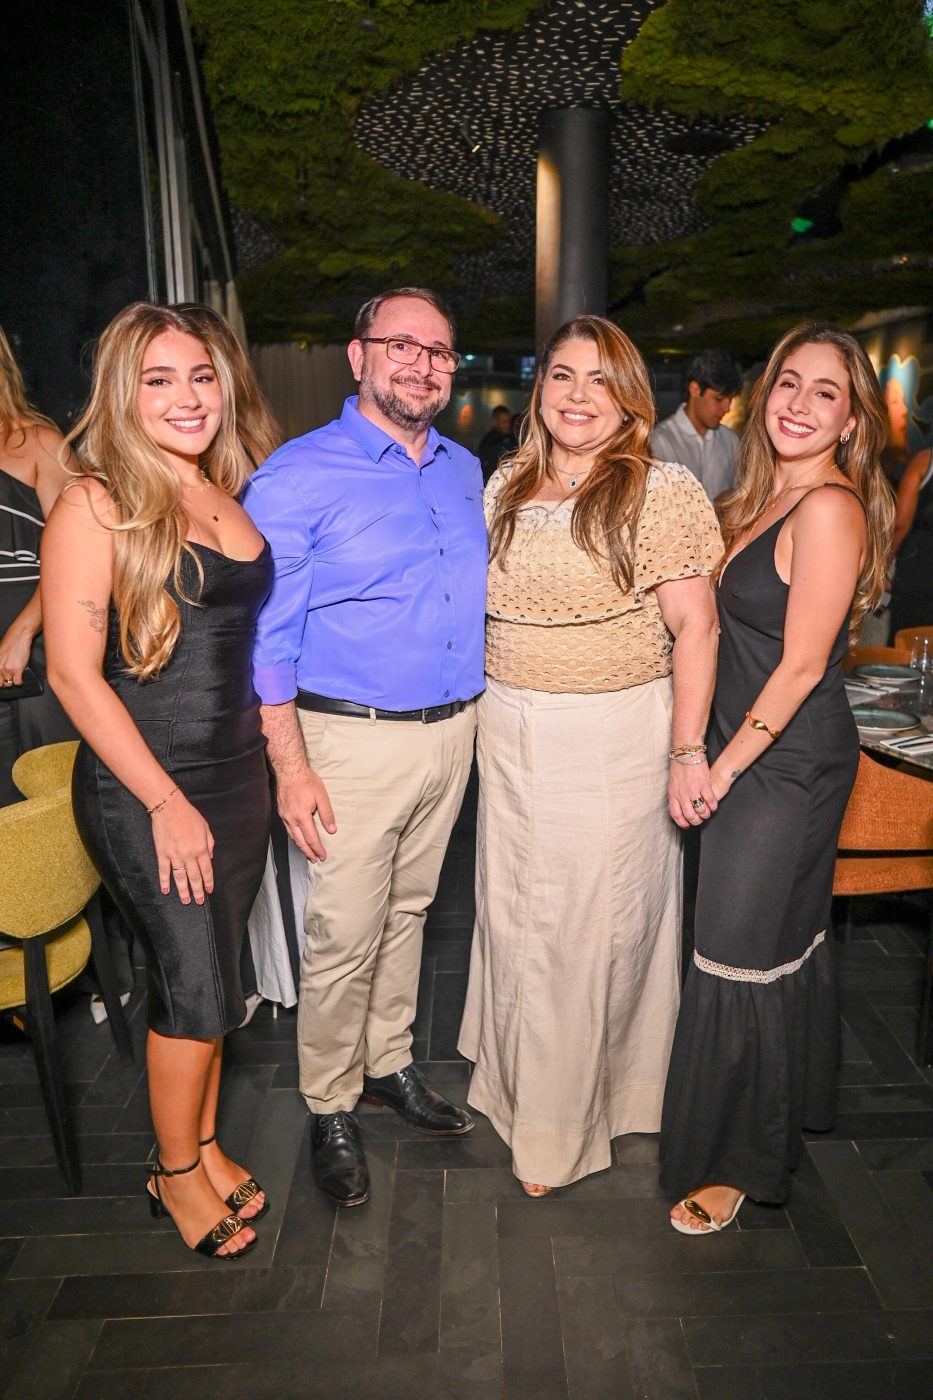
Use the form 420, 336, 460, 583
458, 674, 682, 1187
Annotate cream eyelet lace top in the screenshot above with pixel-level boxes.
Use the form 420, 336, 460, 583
484, 460, 723, 694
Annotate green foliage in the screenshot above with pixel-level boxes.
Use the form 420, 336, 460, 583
188, 0, 542, 341
617, 0, 933, 351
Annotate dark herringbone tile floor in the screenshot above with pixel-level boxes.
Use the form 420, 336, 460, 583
1, 776, 932, 1400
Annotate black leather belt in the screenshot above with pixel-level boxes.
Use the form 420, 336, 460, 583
296, 689, 476, 724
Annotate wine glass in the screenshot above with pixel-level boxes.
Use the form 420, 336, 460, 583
913, 637, 933, 715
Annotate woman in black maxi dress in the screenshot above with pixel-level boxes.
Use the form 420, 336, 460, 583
43, 303, 272, 1259
659, 325, 894, 1230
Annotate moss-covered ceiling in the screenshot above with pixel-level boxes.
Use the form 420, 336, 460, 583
616, 0, 933, 355
189, 0, 933, 353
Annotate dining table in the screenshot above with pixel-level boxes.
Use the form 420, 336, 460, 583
844, 664, 933, 774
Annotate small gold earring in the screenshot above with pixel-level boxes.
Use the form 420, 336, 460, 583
840, 432, 851, 444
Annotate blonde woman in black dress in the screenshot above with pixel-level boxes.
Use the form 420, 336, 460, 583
43, 303, 273, 1258
660, 325, 894, 1233
0, 327, 73, 803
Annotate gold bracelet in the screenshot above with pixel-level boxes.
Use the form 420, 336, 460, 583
669, 742, 707, 759
147, 785, 179, 817
671, 752, 707, 766
745, 710, 781, 740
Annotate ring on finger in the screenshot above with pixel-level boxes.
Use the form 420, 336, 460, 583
691, 797, 706, 811
172, 865, 187, 874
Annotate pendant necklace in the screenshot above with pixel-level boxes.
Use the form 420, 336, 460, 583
553, 464, 588, 491
768, 472, 835, 510
182, 471, 220, 521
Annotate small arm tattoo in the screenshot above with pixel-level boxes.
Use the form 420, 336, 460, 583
729, 769, 742, 781
78, 599, 107, 633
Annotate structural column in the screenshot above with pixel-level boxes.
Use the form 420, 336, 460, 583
535, 106, 610, 349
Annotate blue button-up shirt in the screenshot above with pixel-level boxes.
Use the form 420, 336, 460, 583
243, 397, 487, 709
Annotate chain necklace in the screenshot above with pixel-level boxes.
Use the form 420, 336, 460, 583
767, 472, 838, 511
181, 470, 220, 522
552, 463, 591, 491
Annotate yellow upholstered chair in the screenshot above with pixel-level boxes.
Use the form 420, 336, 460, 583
11, 739, 79, 799
0, 783, 132, 1191
833, 753, 933, 1066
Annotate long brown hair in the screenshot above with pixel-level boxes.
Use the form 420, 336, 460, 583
172, 303, 282, 467
64, 302, 252, 679
718, 323, 894, 634
0, 325, 58, 449
488, 315, 655, 592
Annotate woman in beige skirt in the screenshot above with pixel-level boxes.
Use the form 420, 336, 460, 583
458, 316, 722, 1194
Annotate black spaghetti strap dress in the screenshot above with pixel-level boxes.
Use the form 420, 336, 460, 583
0, 471, 75, 805
659, 487, 861, 1204
73, 541, 273, 1038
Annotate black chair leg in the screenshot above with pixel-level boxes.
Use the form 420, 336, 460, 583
24, 936, 81, 1194
86, 891, 133, 1061
838, 894, 855, 945
917, 907, 933, 1068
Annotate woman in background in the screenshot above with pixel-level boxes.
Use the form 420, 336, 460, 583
0, 327, 73, 804
888, 441, 933, 641
43, 303, 273, 1258
660, 325, 893, 1232
459, 315, 722, 1195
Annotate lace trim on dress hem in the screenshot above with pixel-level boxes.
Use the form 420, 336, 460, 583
694, 929, 825, 984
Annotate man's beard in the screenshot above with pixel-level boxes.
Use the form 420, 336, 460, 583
361, 366, 449, 430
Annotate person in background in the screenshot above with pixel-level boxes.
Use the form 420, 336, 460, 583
43, 302, 273, 1259
888, 441, 933, 640
478, 403, 517, 484
652, 350, 742, 505
244, 287, 486, 1210
660, 325, 894, 1234
458, 315, 722, 1197
0, 327, 73, 805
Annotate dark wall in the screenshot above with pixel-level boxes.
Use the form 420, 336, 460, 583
1, 0, 149, 427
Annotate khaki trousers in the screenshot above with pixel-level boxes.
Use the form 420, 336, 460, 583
296, 704, 476, 1112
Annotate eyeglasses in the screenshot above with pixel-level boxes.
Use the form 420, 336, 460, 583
361, 336, 461, 375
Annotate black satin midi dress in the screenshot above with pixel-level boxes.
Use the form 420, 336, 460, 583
73, 541, 273, 1038
660, 487, 861, 1205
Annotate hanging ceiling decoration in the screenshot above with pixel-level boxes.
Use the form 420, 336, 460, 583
354, 0, 762, 304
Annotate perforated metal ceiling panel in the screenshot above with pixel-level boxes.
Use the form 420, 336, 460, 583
354, 0, 762, 300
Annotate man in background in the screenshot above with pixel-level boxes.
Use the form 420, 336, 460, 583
477, 403, 517, 484
652, 350, 742, 504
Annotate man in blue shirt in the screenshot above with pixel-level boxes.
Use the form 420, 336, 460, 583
244, 288, 486, 1208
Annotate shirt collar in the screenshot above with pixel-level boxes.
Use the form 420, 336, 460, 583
676, 402, 721, 442
339, 395, 449, 465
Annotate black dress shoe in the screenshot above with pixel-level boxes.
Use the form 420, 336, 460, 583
360, 1064, 474, 1135
310, 1112, 370, 1207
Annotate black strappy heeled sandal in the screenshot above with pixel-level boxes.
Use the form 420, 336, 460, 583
146, 1159, 258, 1259
199, 1134, 270, 1221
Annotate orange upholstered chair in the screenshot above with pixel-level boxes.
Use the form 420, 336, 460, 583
893, 625, 933, 654
842, 644, 911, 673
833, 752, 933, 1065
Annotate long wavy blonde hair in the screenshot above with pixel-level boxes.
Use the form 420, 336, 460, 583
64, 302, 253, 679
172, 303, 282, 467
489, 315, 655, 591
718, 324, 894, 635
0, 325, 58, 448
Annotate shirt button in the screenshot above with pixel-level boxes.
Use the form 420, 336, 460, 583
445, 593, 451, 602
447, 641, 453, 650
431, 507, 437, 514
444, 689, 450, 698
439, 548, 444, 555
